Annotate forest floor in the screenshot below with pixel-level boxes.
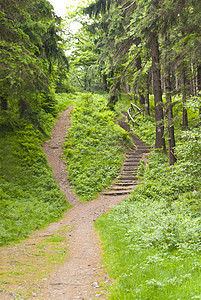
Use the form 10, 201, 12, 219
0, 106, 128, 300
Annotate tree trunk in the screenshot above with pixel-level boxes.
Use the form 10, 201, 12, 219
0, 97, 8, 111
191, 62, 197, 96
103, 73, 109, 91
19, 98, 29, 119
150, 31, 166, 152
108, 79, 121, 110
181, 69, 188, 128
165, 72, 177, 165
145, 72, 150, 116
84, 72, 87, 91
197, 65, 201, 117
136, 38, 145, 105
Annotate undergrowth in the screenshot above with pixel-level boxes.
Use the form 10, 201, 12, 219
0, 93, 78, 246
95, 104, 201, 299
0, 125, 70, 246
63, 93, 133, 201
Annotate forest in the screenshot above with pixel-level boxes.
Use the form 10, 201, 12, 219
0, 0, 201, 298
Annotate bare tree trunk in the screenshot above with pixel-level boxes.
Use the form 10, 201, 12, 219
0, 97, 8, 111
103, 74, 109, 91
125, 82, 131, 93
197, 65, 201, 117
175, 75, 179, 90
181, 69, 188, 128
108, 79, 121, 110
135, 38, 145, 105
191, 62, 197, 96
150, 31, 166, 152
165, 72, 177, 165
84, 71, 87, 91
19, 98, 30, 119
145, 71, 150, 116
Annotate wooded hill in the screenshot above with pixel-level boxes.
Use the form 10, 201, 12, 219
67, 0, 201, 164
0, 0, 69, 134
1, 1, 201, 297
1, 0, 201, 156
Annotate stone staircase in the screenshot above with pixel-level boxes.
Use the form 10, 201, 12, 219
103, 117, 151, 196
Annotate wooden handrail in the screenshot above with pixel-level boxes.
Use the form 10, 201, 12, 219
127, 103, 144, 126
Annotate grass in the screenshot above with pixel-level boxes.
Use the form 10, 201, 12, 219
96, 152, 201, 299
0, 224, 70, 299
63, 92, 133, 201
0, 126, 70, 246
95, 96, 201, 299
0, 92, 81, 246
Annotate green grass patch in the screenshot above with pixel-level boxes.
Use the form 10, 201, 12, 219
95, 122, 201, 298
0, 92, 82, 246
0, 90, 81, 246
0, 125, 70, 246
63, 93, 133, 201
55, 92, 81, 113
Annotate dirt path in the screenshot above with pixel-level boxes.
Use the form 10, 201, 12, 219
39, 106, 129, 299
0, 106, 128, 300
40, 106, 128, 299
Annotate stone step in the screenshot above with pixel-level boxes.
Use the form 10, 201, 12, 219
122, 166, 136, 169
104, 117, 149, 195
121, 171, 136, 175
111, 185, 137, 190
127, 151, 142, 155
121, 170, 137, 174
124, 159, 141, 163
127, 153, 142, 157
122, 171, 137, 174
137, 146, 150, 149
120, 176, 137, 181
103, 189, 134, 196
124, 163, 140, 167
116, 181, 138, 186
135, 149, 150, 154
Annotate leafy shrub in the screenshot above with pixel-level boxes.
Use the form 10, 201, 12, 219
63, 93, 132, 201
0, 123, 70, 246
95, 119, 201, 299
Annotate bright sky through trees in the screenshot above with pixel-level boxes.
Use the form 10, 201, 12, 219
48, 0, 84, 17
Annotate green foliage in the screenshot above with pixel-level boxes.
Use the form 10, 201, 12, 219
63, 93, 132, 201
0, 0, 69, 131
95, 113, 201, 298
0, 125, 70, 246
132, 114, 156, 146
55, 92, 81, 113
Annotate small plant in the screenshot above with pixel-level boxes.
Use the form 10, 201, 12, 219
0, 93, 75, 246
137, 159, 145, 179
63, 93, 132, 201
95, 112, 201, 299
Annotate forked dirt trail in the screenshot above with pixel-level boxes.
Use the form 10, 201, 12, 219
38, 106, 128, 299
0, 106, 148, 299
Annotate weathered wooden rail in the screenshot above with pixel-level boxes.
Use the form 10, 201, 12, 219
127, 102, 144, 126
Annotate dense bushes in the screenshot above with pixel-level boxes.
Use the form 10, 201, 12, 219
95, 110, 201, 299
0, 123, 69, 246
63, 93, 133, 201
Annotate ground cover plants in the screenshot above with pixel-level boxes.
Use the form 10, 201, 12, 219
0, 125, 70, 246
0, 93, 78, 246
63, 93, 133, 201
95, 102, 201, 299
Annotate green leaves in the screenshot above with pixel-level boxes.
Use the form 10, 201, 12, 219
0, 124, 69, 246
0, 0, 68, 130
63, 93, 131, 201
95, 149, 201, 299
